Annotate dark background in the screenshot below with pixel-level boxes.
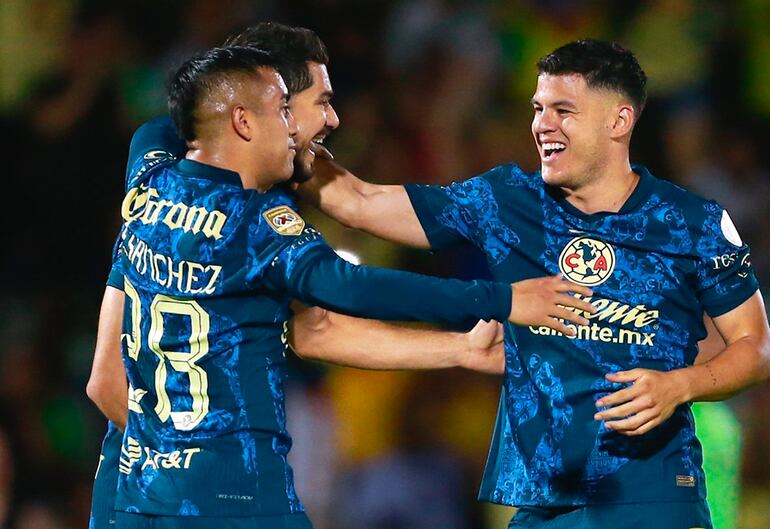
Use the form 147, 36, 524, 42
1, 1, 769, 528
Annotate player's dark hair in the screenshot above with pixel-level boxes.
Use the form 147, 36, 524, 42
167, 46, 278, 142
537, 39, 647, 115
223, 21, 329, 95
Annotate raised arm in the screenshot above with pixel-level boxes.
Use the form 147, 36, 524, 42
86, 286, 128, 430
298, 157, 430, 248
289, 303, 504, 374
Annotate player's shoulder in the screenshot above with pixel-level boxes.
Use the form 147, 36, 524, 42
648, 168, 724, 223
472, 162, 540, 188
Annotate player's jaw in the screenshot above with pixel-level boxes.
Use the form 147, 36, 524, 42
293, 127, 333, 182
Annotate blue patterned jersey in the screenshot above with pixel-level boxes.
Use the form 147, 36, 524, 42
111, 119, 512, 517
406, 164, 758, 507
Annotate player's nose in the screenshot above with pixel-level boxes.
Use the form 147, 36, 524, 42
325, 103, 340, 130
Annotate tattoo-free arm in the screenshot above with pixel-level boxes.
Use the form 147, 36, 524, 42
288, 303, 504, 374
596, 291, 770, 435
86, 287, 128, 430
298, 158, 430, 248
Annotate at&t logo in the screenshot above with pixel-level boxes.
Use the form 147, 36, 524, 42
558, 237, 615, 286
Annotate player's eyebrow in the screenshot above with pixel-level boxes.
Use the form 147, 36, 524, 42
531, 98, 578, 109
318, 90, 334, 100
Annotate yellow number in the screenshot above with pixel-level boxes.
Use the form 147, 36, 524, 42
124, 278, 211, 431
123, 278, 142, 361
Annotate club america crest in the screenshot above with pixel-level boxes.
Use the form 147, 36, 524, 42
558, 236, 616, 286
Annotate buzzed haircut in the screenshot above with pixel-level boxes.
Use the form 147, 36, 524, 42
224, 21, 329, 95
537, 39, 648, 115
167, 46, 279, 142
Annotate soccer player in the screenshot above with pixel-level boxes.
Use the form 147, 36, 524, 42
94, 44, 598, 529
299, 39, 770, 528
86, 24, 597, 529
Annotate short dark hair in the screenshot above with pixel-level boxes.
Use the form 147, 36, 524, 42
167, 46, 278, 142
537, 39, 647, 115
224, 21, 329, 95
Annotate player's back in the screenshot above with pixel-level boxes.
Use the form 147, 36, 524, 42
114, 152, 306, 517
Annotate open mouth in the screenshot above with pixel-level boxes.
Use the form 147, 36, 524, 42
542, 141, 566, 161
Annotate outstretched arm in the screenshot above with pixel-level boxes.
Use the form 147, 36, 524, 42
595, 291, 770, 436
86, 286, 128, 430
281, 246, 596, 332
289, 303, 504, 374
297, 157, 430, 248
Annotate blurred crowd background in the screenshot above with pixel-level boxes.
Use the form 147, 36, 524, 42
1, 0, 770, 528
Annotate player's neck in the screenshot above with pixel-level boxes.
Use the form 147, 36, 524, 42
562, 159, 638, 215
185, 148, 273, 192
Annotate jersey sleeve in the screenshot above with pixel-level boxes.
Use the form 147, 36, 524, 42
125, 116, 186, 190
405, 166, 520, 259
695, 204, 759, 317
248, 197, 512, 326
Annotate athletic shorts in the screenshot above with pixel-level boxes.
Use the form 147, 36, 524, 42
508, 501, 712, 529
114, 512, 313, 529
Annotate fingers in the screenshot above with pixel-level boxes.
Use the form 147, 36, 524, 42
543, 317, 578, 337
553, 277, 594, 298
594, 395, 653, 421
604, 369, 644, 383
309, 142, 334, 160
551, 306, 589, 327
595, 384, 640, 408
603, 409, 658, 434
555, 294, 598, 315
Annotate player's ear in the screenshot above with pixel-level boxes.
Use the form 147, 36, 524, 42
610, 103, 635, 139
231, 105, 252, 141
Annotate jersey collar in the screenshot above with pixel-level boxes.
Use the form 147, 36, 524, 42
548, 164, 656, 221
176, 159, 243, 187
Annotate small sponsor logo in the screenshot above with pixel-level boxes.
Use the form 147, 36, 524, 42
559, 237, 616, 286
263, 205, 305, 236
676, 475, 696, 487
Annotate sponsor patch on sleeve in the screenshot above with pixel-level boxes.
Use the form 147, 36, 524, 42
263, 205, 306, 236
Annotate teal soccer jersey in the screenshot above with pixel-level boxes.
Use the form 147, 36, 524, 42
406, 164, 758, 507
109, 118, 512, 518
89, 421, 122, 529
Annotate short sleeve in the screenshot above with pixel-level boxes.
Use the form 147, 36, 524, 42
405, 166, 521, 265
695, 205, 759, 317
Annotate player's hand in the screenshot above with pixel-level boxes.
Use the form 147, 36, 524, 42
461, 319, 505, 374
594, 368, 690, 436
309, 141, 334, 161
508, 274, 597, 335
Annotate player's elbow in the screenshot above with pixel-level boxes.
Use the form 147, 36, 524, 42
289, 307, 332, 361
86, 374, 112, 408
756, 331, 770, 382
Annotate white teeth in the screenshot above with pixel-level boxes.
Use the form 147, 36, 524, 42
542, 142, 566, 151
312, 138, 324, 144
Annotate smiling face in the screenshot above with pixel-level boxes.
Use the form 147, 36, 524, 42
249, 70, 298, 185
289, 62, 339, 179
531, 73, 623, 191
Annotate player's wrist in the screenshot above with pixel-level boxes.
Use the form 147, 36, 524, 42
670, 367, 697, 404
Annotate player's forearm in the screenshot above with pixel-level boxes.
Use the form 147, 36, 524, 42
680, 334, 770, 402
289, 251, 511, 326
87, 380, 128, 430
301, 160, 430, 248
291, 310, 468, 369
